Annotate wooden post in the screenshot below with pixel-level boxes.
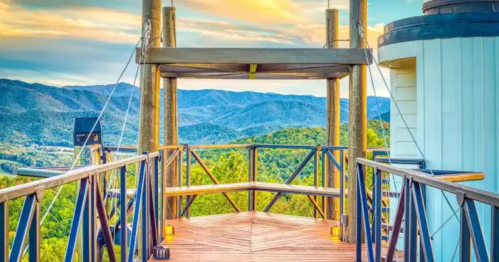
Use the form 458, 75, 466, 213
138, 0, 161, 155
346, 0, 367, 243
326, 8, 341, 221
139, 0, 161, 258
163, 6, 178, 220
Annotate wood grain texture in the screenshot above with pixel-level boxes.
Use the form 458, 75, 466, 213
138, 48, 372, 65
149, 211, 362, 262
158, 182, 342, 198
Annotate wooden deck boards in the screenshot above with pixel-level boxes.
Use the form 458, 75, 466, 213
149, 211, 366, 262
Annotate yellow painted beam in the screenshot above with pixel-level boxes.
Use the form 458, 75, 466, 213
438, 173, 485, 182
249, 64, 257, 79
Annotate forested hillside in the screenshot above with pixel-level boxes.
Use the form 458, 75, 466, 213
0, 78, 390, 146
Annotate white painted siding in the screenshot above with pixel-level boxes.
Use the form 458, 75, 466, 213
380, 36, 499, 261
389, 65, 418, 249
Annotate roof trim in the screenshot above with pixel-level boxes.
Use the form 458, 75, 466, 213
379, 12, 499, 47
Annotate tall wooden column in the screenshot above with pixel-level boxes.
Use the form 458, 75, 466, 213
138, 0, 161, 258
326, 9, 341, 221
346, 0, 367, 243
138, 0, 161, 155
162, 7, 178, 220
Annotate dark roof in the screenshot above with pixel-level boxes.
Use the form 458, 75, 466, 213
74, 117, 101, 133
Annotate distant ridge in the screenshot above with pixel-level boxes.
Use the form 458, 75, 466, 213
0, 78, 390, 146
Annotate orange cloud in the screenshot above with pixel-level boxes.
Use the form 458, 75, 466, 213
0, 2, 140, 43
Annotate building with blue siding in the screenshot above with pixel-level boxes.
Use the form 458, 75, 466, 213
379, 0, 499, 260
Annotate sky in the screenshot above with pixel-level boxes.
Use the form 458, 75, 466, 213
0, 0, 424, 97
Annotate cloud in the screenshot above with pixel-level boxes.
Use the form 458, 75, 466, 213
0, 1, 140, 43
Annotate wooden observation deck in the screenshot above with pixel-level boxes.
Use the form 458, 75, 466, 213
151, 212, 345, 262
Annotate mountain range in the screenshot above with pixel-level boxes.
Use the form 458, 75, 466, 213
0, 79, 390, 145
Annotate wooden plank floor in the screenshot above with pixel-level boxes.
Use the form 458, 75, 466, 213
150, 211, 366, 262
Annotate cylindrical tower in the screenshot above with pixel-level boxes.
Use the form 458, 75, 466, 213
378, 0, 499, 260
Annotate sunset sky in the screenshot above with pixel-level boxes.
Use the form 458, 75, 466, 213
0, 0, 424, 97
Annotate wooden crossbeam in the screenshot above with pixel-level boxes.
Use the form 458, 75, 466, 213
137, 48, 373, 65
162, 182, 341, 198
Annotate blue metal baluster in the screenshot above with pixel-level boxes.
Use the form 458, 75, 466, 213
248, 147, 253, 211
404, 179, 410, 262
313, 147, 319, 218
321, 148, 326, 218
408, 181, 417, 262
154, 156, 159, 233
339, 149, 344, 239
64, 178, 89, 262
357, 163, 375, 262
186, 148, 191, 218
29, 194, 40, 262
83, 176, 92, 262
385, 185, 406, 262
464, 199, 489, 262
460, 202, 471, 262
120, 167, 127, 262
0, 201, 9, 262
90, 175, 97, 262
9, 194, 36, 262
411, 182, 435, 262
128, 159, 146, 262
356, 164, 362, 262
142, 157, 149, 261
177, 149, 183, 218
491, 206, 499, 262
374, 168, 382, 262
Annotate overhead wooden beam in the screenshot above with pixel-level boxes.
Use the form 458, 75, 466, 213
137, 48, 373, 65
346, 0, 368, 244
160, 72, 344, 79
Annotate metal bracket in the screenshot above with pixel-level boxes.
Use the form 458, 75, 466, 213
408, 176, 414, 188
341, 214, 348, 226
456, 190, 466, 207
34, 186, 45, 203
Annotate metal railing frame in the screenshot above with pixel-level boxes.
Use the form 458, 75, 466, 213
356, 158, 499, 262
1, 152, 161, 262
7, 144, 397, 262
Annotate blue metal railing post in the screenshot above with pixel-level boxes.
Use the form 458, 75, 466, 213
177, 149, 183, 218
9, 194, 36, 262
403, 178, 417, 262
321, 148, 326, 218
339, 149, 345, 239
28, 195, 40, 262
120, 167, 127, 262
248, 146, 257, 212
357, 162, 375, 262
186, 147, 191, 218
313, 146, 319, 218
0, 201, 8, 262
83, 175, 94, 262
154, 155, 159, 239
412, 182, 435, 262
492, 206, 499, 262
464, 199, 490, 262
128, 159, 146, 262
356, 163, 363, 262
64, 178, 89, 262
374, 168, 382, 262
141, 154, 149, 262
460, 201, 471, 262
159, 150, 164, 241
